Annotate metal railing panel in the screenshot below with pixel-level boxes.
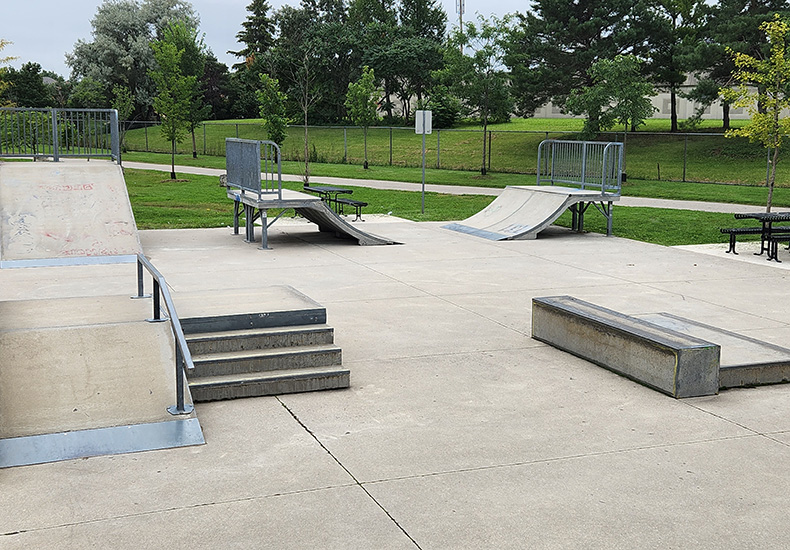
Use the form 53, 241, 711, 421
0, 108, 120, 162
537, 139, 623, 194
225, 138, 282, 200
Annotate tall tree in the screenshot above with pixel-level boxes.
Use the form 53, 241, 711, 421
345, 66, 379, 168
566, 55, 657, 136
692, 0, 790, 130
151, 39, 194, 179
3, 63, 51, 107
721, 14, 790, 212
648, 0, 706, 132
257, 73, 288, 148
162, 21, 210, 158
67, 0, 199, 119
0, 39, 16, 106
229, 0, 275, 68
441, 15, 513, 176
505, 0, 657, 126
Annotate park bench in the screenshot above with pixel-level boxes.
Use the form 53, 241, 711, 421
335, 197, 367, 221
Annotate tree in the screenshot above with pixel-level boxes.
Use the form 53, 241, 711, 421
229, 0, 275, 68
3, 63, 51, 107
649, 0, 706, 132
721, 14, 790, 212
441, 15, 513, 175
68, 78, 107, 108
0, 39, 16, 106
566, 55, 657, 136
151, 40, 195, 179
112, 85, 135, 151
505, 0, 657, 122
162, 21, 210, 158
345, 66, 379, 168
257, 73, 288, 148
67, 0, 199, 119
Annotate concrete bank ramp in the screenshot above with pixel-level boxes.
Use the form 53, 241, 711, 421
0, 295, 203, 468
443, 185, 619, 240
0, 160, 142, 268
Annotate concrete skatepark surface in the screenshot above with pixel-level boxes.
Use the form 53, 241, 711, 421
3, 211, 790, 548
0, 161, 142, 267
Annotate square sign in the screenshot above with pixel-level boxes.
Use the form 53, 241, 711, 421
415, 110, 432, 135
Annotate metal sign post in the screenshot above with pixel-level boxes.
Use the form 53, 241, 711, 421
415, 110, 432, 214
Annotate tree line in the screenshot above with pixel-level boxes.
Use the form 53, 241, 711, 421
1, 0, 787, 129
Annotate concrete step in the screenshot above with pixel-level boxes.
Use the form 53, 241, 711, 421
188, 367, 350, 402
189, 344, 342, 378
186, 324, 335, 355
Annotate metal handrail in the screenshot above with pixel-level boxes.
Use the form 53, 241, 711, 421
134, 253, 195, 415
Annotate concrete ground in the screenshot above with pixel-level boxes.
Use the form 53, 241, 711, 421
2, 215, 790, 549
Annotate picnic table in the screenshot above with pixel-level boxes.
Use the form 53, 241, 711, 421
303, 185, 353, 213
731, 211, 790, 261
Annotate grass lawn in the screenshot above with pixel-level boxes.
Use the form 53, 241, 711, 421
124, 167, 759, 247
122, 117, 786, 186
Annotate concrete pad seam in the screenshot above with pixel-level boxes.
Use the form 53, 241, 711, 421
341, 344, 545, 367
357, 433, 763, 487
275, 396, 424, 550
0, 481, 360, 538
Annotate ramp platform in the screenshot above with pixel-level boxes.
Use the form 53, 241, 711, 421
229, 188, 398, 247
444, 185, 619, 240
0, 160, 142, 268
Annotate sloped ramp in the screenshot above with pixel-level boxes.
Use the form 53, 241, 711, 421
443, 185, 619, 241
295, 200, 397, 245
0, 295, 203, 468
0, 160, 142, 268
229, 188, 399, 246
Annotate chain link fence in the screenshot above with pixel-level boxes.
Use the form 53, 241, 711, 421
122, 121, 780, 187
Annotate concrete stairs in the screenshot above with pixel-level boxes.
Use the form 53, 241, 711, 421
183, 319, 349, 402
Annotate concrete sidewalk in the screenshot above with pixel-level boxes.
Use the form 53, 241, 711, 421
123, 161, 763, 214
2, 217, 790, 549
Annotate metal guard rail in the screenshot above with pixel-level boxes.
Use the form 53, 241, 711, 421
135, 253, 195, 415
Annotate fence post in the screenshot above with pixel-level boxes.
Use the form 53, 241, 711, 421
51, 109, 59, 161
488, 131, 492, 173
437, 130, 441, 169
145, 124, 149, 152
343, 127, 347, 162
683, 134, 688, 182
236, 123, 239, 138
389, 127, 393, 166
203, 123, 207, 156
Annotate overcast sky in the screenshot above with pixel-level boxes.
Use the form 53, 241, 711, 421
3, 0, 523, 78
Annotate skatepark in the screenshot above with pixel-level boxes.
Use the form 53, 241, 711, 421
2, 114, 790, 548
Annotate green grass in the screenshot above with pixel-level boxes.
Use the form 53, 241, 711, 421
123, 150, 790, 208
123, 117, 784, 186
124, 167, 762, 247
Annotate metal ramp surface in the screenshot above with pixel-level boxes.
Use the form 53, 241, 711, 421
444, 185, 620, 240
0, 160, 142, 268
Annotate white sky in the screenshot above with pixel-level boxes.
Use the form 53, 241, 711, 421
3, 0, 523, 78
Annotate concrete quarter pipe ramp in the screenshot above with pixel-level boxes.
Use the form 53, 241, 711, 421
444, 185, 620, 240
0, 160, 142, 268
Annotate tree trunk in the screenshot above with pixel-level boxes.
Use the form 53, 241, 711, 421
722, 102, 730, 131
767, 146, 779, 212
670, 88, 678, 133
191, 128, 198, 159
170, 140, 176, 180
303, 109, 310, 184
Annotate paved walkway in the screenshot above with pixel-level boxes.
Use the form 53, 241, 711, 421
2, 213, 790, 548
123, 161, 763, 214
